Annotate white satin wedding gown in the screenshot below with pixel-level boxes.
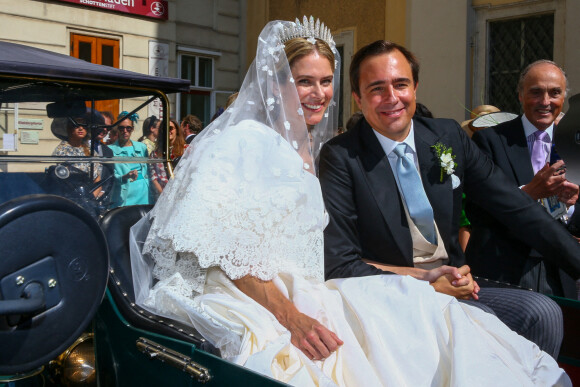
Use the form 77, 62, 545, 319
131, 120, 570, 387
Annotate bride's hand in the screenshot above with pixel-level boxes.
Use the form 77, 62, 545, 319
285, 312, 343, 360
232, 275, 343, 360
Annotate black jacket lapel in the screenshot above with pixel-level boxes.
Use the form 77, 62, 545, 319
358, 121, 413, 262
413, 119, 453, 248
501, 118, 534, 185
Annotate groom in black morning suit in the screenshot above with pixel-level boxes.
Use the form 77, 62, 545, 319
319, 40, 580, 358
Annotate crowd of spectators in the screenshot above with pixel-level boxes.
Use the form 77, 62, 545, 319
50, 107, 211, 212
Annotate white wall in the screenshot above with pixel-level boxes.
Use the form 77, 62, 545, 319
407, 0, 469, 122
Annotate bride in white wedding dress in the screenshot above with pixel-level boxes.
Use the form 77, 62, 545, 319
130, 17, 570, 386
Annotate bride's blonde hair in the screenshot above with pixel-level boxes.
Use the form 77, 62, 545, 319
283, 37, 335, 71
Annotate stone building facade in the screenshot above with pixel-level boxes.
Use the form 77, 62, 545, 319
0, 0, 247, 126
249, 0, 580, 124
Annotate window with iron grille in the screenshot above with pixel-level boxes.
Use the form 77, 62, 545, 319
487, 13, 554, 114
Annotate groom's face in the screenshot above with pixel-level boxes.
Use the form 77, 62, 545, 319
353, 50, 417, 142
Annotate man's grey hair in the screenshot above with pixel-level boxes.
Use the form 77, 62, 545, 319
517, 59, 569, 96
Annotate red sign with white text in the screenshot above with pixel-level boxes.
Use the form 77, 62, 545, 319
54, 0, 168, 20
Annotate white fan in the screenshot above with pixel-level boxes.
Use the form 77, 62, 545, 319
471, 112, 518, 128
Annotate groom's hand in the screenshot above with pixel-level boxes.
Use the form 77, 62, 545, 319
428, 265, 478, 300
360, 261, 480, 300
452, 265, 480, 300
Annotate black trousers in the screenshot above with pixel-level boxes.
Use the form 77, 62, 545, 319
460, 287, 563, 359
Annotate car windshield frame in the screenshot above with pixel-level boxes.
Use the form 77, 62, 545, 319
0, 41, 191, 218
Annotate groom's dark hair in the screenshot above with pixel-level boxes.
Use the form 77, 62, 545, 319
350, 40, 420, 97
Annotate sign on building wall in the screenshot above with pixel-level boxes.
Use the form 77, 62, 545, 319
149, 41, 169, 78
18, 118, 43, 130
54, 0, 168, 20
148, 41, 168, 118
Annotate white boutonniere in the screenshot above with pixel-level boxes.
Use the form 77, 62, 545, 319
431, 142, 457, 183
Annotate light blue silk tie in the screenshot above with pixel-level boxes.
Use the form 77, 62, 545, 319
393, 143, 436, 244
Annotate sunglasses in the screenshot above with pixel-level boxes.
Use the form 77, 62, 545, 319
118, 126, 134, 132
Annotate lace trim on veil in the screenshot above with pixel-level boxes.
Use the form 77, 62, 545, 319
142, 121, 325, 296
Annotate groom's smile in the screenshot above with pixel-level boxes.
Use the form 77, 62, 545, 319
353, 49, 417, 142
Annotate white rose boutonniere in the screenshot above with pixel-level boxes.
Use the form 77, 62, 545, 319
431, 142, 457, 182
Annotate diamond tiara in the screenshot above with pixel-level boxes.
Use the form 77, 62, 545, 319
279, 16, 335, 49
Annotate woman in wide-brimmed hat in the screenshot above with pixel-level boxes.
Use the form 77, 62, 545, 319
51, 109, 104, 197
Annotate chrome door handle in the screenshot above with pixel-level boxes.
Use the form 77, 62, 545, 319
136, 337, 212, 383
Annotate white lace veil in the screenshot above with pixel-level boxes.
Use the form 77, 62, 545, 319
129, 18, 340, 341
196, 19, 340, 168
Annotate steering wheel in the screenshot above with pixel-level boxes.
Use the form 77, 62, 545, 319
45, 163, 112, 217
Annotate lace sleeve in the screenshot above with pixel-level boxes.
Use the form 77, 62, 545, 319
143, 121, 325, 295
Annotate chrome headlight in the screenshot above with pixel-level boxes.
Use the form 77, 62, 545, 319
49, 333, 96, 386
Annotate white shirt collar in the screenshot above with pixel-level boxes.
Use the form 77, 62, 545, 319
521, 114, 554, 141
372, 121, 417, 157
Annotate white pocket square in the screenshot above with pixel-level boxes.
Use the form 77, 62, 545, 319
451, 174, 460, 189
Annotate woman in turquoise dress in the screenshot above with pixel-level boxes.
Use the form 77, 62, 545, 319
108, 112, 153, 207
